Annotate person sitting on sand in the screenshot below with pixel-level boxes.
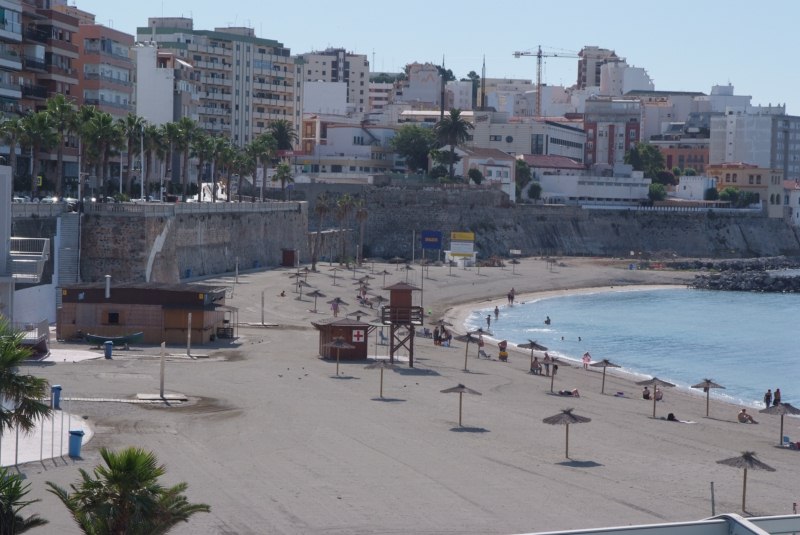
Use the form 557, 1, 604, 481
654, 387, 663, 401
531, 357, 542, 375
279, 290, 286, 297
738, 408, 758, 424
558, 389, 580, 397
642, 386, 651, 400
667, 413, 677, 422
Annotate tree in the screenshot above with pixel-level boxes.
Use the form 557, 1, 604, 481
648, 183, 667, 202
271, 162, 293, 200
174, 117, 197, 201
250, 133, 277, 201
719, 187, 739, 205
191, 132, 216, 201
82, 111, 120, 195
433, 109, 474, 180
143, 124, 164, 198
0, 118, 23, 181
463, 70, 481, 109
0, 467, 48, 533
310, 193, 331, 271
45, 94, 78, 197
655, 170, 676, 186
118, 113, 146, 195
390, 124, 435, 172
685, 168, 697, 176
467, 168, 483, 184
704, 187, 719, 201
515, 159, 532, 189
0, 319, 50, 435
335, 194, 355, 263
527, 182, 542, 201
354, 199, 368, 265
19, 111, 56, 197
672, 166, 683, 177
624, 142, 665, 179
47, 447, 209, 535
211, 137, 234, 202
268, 119, 298, 151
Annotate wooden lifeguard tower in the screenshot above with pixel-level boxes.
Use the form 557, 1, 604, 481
380, 282, 423, 367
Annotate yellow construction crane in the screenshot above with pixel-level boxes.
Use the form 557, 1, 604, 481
513, 46, 579, 118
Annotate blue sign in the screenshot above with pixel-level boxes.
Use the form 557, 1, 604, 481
420, 230, 442, 250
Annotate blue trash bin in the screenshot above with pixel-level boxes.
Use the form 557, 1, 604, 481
68, 430, 85, 458
51, 384, 62, 410
103, 341, 113, 359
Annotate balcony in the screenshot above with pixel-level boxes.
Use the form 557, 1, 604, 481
22, 56, 46, 71
24, 27, 48, 44
21, 85, 48, 99
83, 72, 132, 86
83, 98, 132, 112
8, 237, 49, 283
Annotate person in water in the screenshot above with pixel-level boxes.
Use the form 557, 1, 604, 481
544, 316, 551, 325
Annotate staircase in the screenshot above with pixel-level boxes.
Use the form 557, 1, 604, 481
56, 213, 80, 308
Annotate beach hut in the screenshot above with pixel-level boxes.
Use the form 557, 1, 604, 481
312, 317, 371, 360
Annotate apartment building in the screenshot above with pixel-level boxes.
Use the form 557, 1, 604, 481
709, 105, 800, 180
300, 48, 369, 114
470, 111, 585, 162
0, 0, 22, 116
706, 162, 784, 218
55, 4, 134, 118
367, 81, 392, 113
132, 42, 199, 126
583, 97, 642, 166
137, 17, 298, 147
576, 46, 619, 89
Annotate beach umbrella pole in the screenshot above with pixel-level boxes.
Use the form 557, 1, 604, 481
601, 368, 607, 394
379, 368, 384, 398
550, 373, 554, 393
565, 423, 570, 458
459, 393, 463, 426
742, 468, 747, 512
652, 395, 657, 418
779, 415, 784, 446
529, 350, 533, 372
463, 342, 469, 372
336, 349, 340, 376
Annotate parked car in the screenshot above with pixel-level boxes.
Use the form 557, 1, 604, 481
12, 197, 25, 203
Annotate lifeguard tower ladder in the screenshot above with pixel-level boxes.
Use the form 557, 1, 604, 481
380, 282, 423, 367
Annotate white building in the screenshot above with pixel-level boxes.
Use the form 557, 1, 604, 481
784, 180, 800, 226
453, 147, 516, 202
302, 81, 348, 115
368, 82, 393, 113
599, 62, 654, 96
300, 48, 370, 114
470, 112, 585, 161
395, 63, 442, 107
446, 80, 473, 111
539, 169, 650, 205
132, 42, 199, 125
673, 175, 717, 201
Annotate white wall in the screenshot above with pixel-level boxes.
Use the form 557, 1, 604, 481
539, 173, 651, 204
303, 81, 347, 115
674, 175, 716, 200
133, 45, 175, 125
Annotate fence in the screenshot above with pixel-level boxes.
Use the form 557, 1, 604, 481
83, 200, 303, 216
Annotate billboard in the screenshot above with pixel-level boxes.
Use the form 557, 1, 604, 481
420, 230, 442, 250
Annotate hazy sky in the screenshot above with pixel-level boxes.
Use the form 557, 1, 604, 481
74, 0, 799, 113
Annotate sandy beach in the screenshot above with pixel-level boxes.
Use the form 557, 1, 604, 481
20, 257, 800, 534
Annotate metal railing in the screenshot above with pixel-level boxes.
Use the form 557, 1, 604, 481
83, 200, 303, 216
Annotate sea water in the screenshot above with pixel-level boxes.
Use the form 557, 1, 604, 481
466, 288, 798, 407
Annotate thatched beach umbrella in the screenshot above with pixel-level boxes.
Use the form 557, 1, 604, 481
590, 359, 621, 394
369, 294, 388, 308
378, 270, 392, 286
454, 333, 479, 371
509, 258, 520, 274
347, 309, 372, 322
440, 384, 481, 427
365, 359, 398, 398
329, 267, 342, 286
691, 378, 725, 417
306, 289, 326, 313
518, 339, 548, 372
543, 408, 591, 459
297, 280, 312, 299
324, 337, 355, 376
389, 257, 405, 270
716, 451, 775, 513
429, 318, 453, 328
759, 403, 800, 446
403, 264, 415, 282
635, 377, 676, 418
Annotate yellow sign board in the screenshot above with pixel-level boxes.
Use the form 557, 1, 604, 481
450, 231, 475, 242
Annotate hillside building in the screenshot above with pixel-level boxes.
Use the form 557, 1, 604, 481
299, 48, 369, 114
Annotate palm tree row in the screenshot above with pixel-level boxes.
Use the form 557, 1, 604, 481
309, 192, 369, 269
0, 96, 299, 201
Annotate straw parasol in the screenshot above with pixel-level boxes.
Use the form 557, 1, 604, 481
369, 294, 389, 308
543, 408, 591, 459
759, 403, 800, 446
518, 339, 548, 372
429, 318, 453, 328
365, 359, 398, 398
324, 337, 355, 376
635, 377, 676, 418
509, 258, 520, 274
403, 264, 415, 282
389, 257, 405, 270
329, 267, 342, 286
454, 333, 479, 371
590, 358, 621, 394
378, 270, 392, 286
440, 384, 481, 427
691, 378, 726, 417
306, 289, 326, 313
716, 451, 775, 513
297, 280, 312, 299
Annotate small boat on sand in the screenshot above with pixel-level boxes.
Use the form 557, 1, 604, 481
84, 332, 144, 348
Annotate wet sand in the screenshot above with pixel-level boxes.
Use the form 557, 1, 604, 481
21, 257, 800, 534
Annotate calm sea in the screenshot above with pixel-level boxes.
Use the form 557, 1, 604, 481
466, 288, 798, 407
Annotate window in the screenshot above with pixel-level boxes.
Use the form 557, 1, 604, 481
106, 312, 119, 324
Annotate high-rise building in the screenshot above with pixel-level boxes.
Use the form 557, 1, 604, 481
0, 0, 22, 116
300, 48, 369, 114
576, 46, 619, 90
137, 18, 299, 147
583, 97, 642, 166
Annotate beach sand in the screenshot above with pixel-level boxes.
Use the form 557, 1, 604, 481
22, 257, 800, 534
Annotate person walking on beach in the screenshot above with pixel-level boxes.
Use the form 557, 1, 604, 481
486, 315, 491, 329
543, 353, 552, 377
433, 326, 440, 346
764, 389, 772, 408
582, 352, 591, 370
773, 388, 781, 406
494, 306, 499, 321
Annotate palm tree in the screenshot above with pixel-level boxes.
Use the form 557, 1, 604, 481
162, 121, 182, 197
0, 117, 23, 181
74, 105, 99, 197
335, 193, 354, 264
45, 94, 78, 197
233, 147, 256, 203
271, 162, 293, 200
268, 119, 298, 151
143, 123, 163, 199
191, 132, 216, 201
175, 117, 197, 200
211, 136, 232, 202
47, 447, 210, 534
19, 111, 56, 197
0, 467, 48, 533
433, 109, 474, 180
0, 466, 48, 533
250, 132, 277, 201
83, 111, 120, 195
354, 198, 368, 265
118, 113, 146, 195
0, 319, 50, 435
311, 193, 331, 271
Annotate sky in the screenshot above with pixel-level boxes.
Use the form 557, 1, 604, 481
73, 0, 800, 113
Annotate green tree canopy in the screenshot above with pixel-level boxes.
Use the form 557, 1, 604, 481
624, 142, 665, 179
648, 183, 667, 201
515, 159, 532, 190
0, 466, 48, 533
704, 187, 719, 201
527, 182, 542, 201
467, 168, 483, 185
0, 320, 50, 435
390, 124, 435, 172
47, 447, 209, 534
433, 109, 473, 179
